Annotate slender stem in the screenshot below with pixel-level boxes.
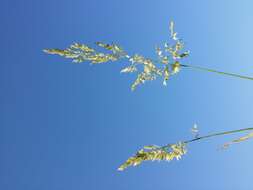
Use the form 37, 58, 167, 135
180, 64, 253, 81
183, 127, 253, 144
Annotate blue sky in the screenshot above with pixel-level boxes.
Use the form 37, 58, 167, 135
1, 0, 253, 189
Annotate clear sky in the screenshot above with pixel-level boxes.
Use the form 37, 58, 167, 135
1, 0, 253, 189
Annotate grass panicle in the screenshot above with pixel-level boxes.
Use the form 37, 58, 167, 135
118, 126, 253, 171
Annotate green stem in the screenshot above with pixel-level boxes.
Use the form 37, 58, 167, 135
180, 64, 253, 81
184, 127, 253, 144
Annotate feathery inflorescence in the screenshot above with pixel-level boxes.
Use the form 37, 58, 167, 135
118, 142, 187, 171
44, 21, 189, 90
